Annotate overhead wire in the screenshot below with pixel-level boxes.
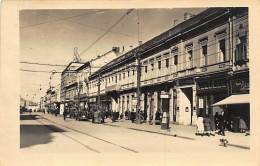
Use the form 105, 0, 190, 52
20, 10, 104, 29
36, 11, 136, 39
79, 9, 134, 56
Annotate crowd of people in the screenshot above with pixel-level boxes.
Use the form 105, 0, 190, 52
196, 111, 249, 136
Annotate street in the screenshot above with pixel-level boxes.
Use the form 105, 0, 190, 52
20, 113, 250, 153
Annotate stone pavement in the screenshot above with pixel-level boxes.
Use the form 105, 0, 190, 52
38, 113, 250, 150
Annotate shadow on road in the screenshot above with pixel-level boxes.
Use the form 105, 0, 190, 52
20, 114, 41, 120
20, 124, 67, 148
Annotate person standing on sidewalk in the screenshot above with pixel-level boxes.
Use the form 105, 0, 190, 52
218, 111, 226, 136
209, 114, 216, 136
63, 110, 68, 121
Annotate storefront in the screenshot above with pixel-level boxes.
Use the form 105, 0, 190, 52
212, 73, 250, 132
196, 76, 228, 117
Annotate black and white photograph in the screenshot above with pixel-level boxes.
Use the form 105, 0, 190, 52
1, 1, 260, 166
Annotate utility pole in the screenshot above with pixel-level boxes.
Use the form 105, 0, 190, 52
135, 42, 142, 124
97, 73, 101, 110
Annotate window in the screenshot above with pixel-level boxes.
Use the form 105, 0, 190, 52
128, 71, 130, 77
105, 79, 107, 87
123, 73, 125, 79
119, 74, 121, 80
158, 61, 161, 70
109, 78, 110, 83
151, 63, 154, 71
187, 50, 193, 68
202, 45, 208, 66
185, 44, 193, 68
132, 70, 135, 76
219, 39, 226, 62
174, 55, 178, 65
115, 76, 117, 83
166, 59, 169, 68
145, 66, 148, 73
235, 35, 248, 65
112, 77, 113, 82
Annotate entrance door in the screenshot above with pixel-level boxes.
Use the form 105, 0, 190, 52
180, 87, 193, 125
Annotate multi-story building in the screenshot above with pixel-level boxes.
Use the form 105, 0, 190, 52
88, 7, 249, 127
60, 62, 85, 114
75, 48, 120, 110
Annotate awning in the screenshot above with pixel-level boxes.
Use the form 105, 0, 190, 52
212, 94, 249, 106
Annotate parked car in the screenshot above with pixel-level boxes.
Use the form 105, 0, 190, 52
75, 110, 88, 121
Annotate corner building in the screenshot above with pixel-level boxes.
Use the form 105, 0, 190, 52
89, 8, 249, 126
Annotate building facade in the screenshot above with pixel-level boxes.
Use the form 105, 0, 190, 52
88, 7, 249, 126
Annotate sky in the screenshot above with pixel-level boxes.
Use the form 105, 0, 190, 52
20, 8, 206, 102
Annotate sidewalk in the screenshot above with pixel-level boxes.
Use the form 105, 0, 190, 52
38, 113, 250, 150
103, 118, 250, 149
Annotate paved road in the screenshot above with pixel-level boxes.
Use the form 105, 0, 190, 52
20, 113, 250, 153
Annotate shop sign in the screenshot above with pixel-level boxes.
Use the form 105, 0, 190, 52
231, 79, 249, 94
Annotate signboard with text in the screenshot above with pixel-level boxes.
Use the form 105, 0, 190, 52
231, 79, 249, 94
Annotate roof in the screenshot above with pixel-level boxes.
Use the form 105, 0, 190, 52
89, 7, 247, 79
62, 62, 85, 75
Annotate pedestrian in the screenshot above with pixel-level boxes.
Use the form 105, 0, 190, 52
63, 110, 68, 121
155, 110, 161, 125
140, 110, 144, 123
143, 110, 147, 123
125, 109, 129, 120
196, 114, 204, 136
218, 111, 226, 136
215, 112, 219, 131
203, 115, 211, 136
130, 109, 135, 123
209, 114, 216, 136
239, 117, 247, 133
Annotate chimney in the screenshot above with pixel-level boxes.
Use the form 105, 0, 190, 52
184, 13, 194, 21
112, 47, 120, 53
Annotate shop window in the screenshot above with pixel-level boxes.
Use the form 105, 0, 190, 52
219, 39, 226, 62
165, 59, 169, 68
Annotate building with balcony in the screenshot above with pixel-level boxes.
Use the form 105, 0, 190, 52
88, 7, 249, 127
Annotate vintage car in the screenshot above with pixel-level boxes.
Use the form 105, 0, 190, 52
75, 110, 88, 121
